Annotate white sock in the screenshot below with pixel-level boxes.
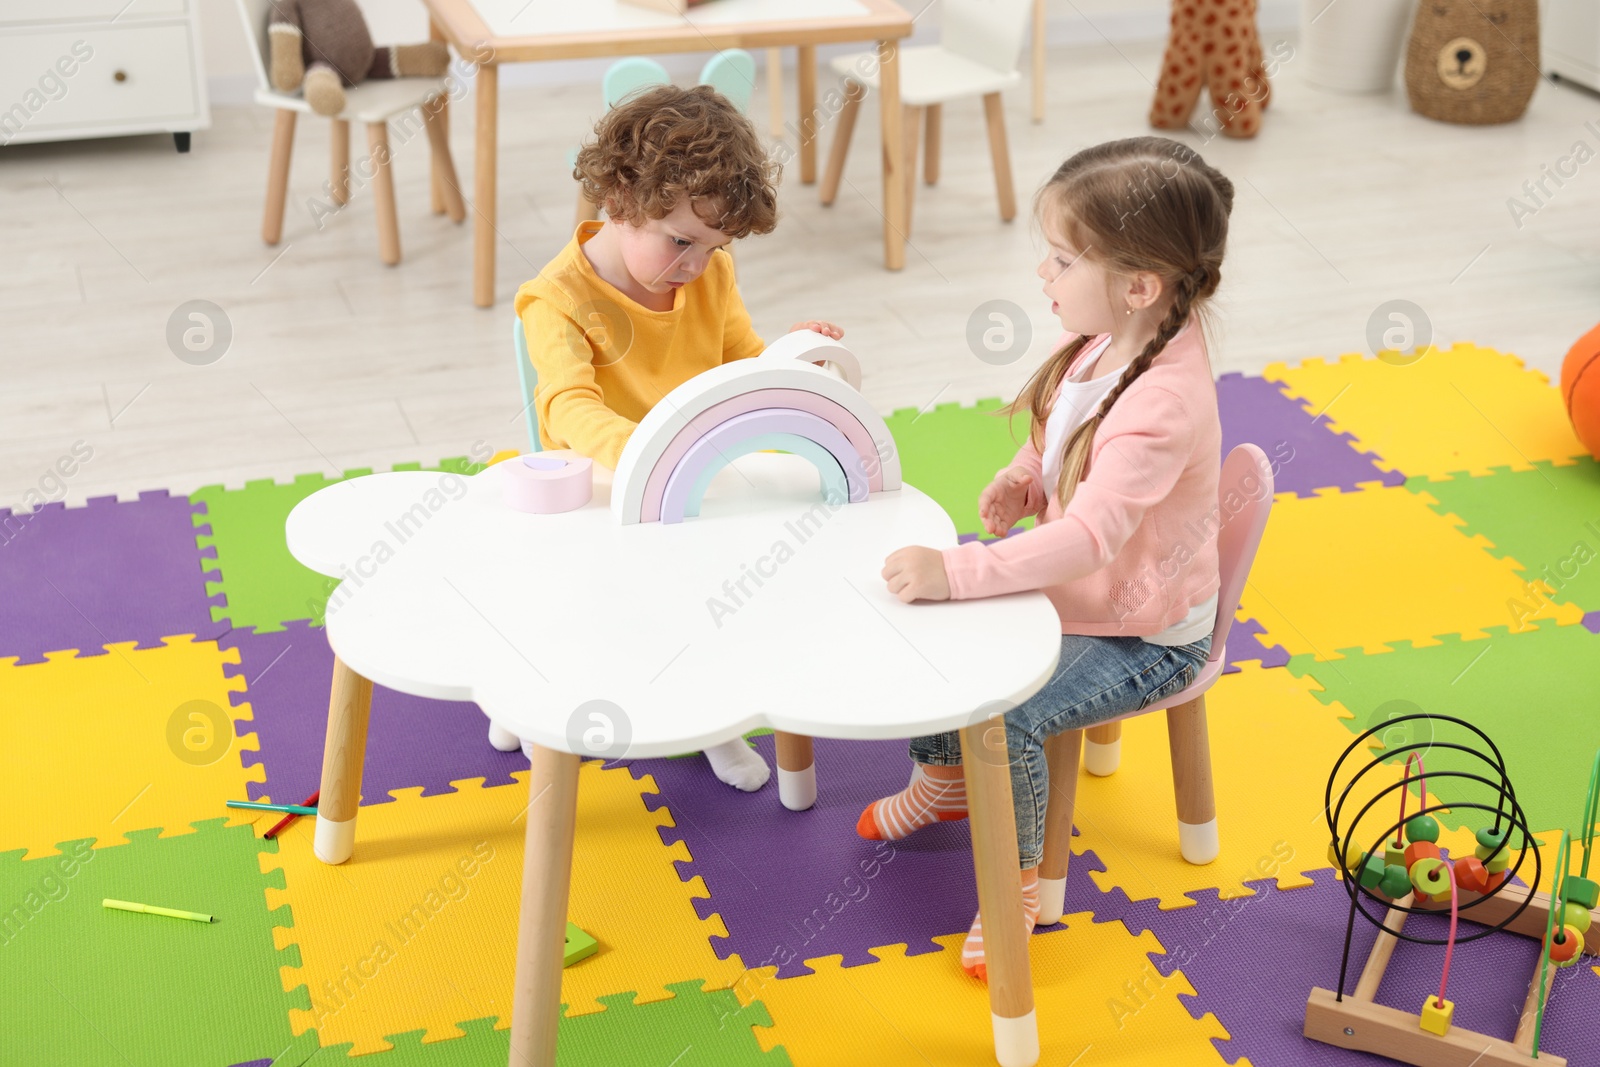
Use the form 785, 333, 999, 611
703, 738, 771, 791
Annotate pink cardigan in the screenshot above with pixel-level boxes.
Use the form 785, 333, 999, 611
940, 323, 1222, 636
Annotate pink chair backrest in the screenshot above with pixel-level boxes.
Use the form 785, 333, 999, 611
1205, 443, 1275, 662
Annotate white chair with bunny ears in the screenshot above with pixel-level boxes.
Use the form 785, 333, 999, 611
819, 0, 1033, 238
1034, 443, 1277, 924
235, 0, 465, 265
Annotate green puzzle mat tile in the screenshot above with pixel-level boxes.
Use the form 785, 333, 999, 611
0, 820, 300, 1066
884, 398, 1034, 538
1411, 458, 1600, 619
1264, 344, 1588, 481
193, 457, 489, 635
1288, 619, 1600, 840
265, 983, 783, 1066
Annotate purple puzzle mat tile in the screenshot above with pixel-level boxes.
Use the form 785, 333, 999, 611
221, 620, 525, 804
1222, 617, 1290, 674
627, 734, 1149, 977
1584, 610, 1600, 635
1117, 867, 1599, 1066
1217, 373, 1407, 496
0, 492, 226, 664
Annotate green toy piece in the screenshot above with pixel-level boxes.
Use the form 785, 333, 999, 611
1385, 842, 1406, 868
564, 921, 597, 967
1404, 815, 1440, 843
1357, 853, 1386, 889
1475, 826, 1509, 852
1378, 864, 1413, 899
1562, 876, 1600, 910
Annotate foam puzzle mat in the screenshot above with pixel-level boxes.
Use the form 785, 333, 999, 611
3, 342, 1598, 1065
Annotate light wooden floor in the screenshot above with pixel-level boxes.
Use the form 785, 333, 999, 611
4, 34, 1598, 506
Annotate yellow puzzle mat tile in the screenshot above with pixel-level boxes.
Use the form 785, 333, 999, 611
739, 922, 1229, 1066
1240, 484, 1582, 659
1263, 344, 1587, 480
0, 636, 261, 858
264, 763, 746, 1055
1074, 664, 1408, 909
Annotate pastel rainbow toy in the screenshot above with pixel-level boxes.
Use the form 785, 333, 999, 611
612, 331, 899, 525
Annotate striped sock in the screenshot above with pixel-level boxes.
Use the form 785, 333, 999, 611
856, 764, 968, 840
961, 868, 1041, 981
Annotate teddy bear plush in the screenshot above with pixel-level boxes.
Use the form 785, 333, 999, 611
268, 0, 449, 117
1404, 0, 1539, 124
1149, 0, 1271, 139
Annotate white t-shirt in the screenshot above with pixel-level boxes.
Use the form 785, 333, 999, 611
1038, 334, 1216, 647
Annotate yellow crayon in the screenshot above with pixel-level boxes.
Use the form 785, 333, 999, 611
103, 898, 214, 923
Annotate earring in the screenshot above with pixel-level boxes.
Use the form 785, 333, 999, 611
1125, 305, 1135, 316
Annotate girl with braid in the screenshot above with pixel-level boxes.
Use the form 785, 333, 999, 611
870, 137, 1233, 980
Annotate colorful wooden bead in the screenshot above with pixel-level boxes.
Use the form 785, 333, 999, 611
1404, 841, 1442, 868
1327, 841, 1368, 872
1557, 902, 1592, 935
1379, 864, 1413, 899
1385, 842, 1407, 868
1419, 995, 1454, 1036
1483, 849, 1511, 874
1454, 857, 1490, 894
1548, 926, 1584, 967
1410, 857, 1450, 896
1357, 854, 1386, 890
1484, 869, 1509, 893
1404, 815, 1440, 843
1475, 827, 1509, 851
1561, 876, 1600, 910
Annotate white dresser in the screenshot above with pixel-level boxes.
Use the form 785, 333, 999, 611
0, 0, 209, 151
1545, 0, 1600, 93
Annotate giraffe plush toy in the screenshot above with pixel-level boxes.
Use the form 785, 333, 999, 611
1149, 0, 1270, 139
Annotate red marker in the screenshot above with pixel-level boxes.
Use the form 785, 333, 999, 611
263, 790, 319, 839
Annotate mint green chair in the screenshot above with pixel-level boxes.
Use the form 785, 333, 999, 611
513, 317, 542, 454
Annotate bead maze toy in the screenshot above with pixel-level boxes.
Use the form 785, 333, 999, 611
1304, 716, 1600, 1066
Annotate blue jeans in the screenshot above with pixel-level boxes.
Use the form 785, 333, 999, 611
910, 632, 1212, 869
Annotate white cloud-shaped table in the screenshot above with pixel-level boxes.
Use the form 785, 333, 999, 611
284, 335, 1061, 1067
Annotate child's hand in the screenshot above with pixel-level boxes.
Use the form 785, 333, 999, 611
977, 468, 1044, 539
790, 320, 844, 340
882, 546, 951, 603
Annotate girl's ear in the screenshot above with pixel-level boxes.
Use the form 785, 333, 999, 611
1125, 271, 1166, 311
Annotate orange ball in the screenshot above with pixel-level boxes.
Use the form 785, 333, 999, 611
1561, 323, 1600, 460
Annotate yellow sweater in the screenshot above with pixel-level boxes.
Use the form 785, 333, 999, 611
513, 222, 765, 470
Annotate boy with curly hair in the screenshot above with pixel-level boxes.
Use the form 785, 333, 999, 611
514, 84, 842, 792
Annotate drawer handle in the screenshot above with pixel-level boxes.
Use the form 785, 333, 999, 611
114, 70, 128, 83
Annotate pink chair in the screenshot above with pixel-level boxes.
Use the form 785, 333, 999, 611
1035, 443, 1276, 923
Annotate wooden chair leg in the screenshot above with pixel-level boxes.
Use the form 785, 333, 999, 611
314, 656, 372, 864
774, 731, 816, 810
902, 104, 921, 241
330, 118, 350, 206
508, 742, 580, 1067
1036, 728, 1081, 925
262, 109, 296, 245
574, 186, 599, 229
766, 47, 784, 140
367, 121, 401, 265
959, 720, 1040, 1066
1167, 694, 1219, 864
1084, 721, 1121, 776
796, 43, 817, 184
819, 79, 863, 206
924, 102, 941, 185
428, 15, 447, 214
1031, 0, 1046, 124
422, 95, 466, 223
981, 91, 1017, 222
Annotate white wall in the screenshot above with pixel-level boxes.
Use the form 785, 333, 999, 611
203, 0, 1300, 105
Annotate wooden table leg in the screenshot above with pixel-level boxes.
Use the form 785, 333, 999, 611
423, 94, 467, 223
473, 61, 499, 308
774, 731, 816, 811
508, 743, 581, 1067
1031, 0, 1046, 124
766, 47, 784, 140
877, 39, 904, 271
796, 44, 816, 184
314, 655, 373, 864
901, 104, 920, 242
1167, 695, 1219, 864
959, 721, 1040, 1067
1036, 728, 1081, 925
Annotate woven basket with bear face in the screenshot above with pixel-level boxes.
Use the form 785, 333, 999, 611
1404, 0, 1540, 124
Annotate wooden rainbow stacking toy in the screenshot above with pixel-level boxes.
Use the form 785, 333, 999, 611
610, 330, 898, 525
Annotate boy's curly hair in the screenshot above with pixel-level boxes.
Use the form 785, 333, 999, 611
574, 84, 780, 240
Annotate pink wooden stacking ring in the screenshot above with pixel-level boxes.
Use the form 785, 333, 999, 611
502, 454, 592, 514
